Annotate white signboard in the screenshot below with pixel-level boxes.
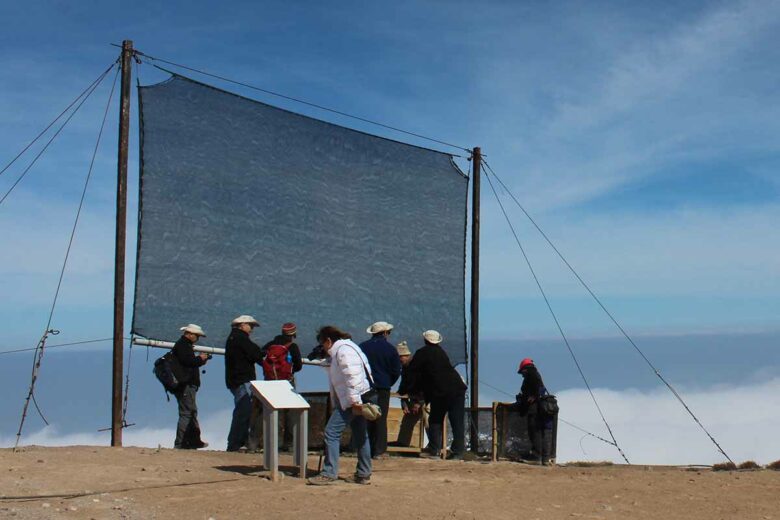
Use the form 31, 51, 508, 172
250, 380, 311, 410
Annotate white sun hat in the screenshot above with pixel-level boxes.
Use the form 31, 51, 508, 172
366, 321, 394, 334
422, 330, 443, 344
361, 402, 383, 421
231, 315, 260, 327
180, 324, 206, 337
396, 341, 411, 357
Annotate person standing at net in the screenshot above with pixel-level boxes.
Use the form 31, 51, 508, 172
171, 323, 210, 449
308, 326, 375, 486
516, 358, 553, 465
261, 322, 303, 386
224, 314, 263, 452
395, 340, 427, 447
359, 321, 401, 459
406, 330, 467, 459
259, 322, 304, 450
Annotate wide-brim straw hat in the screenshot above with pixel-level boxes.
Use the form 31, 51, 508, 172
396, 341, 411, 357
180, 324, 206, 337
367, 321, 394, 334
422, 330, 443, 344
232, 315, 260, 327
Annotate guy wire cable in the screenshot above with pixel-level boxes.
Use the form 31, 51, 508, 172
0, 61, 118, 179
0, 337, 131, 355
15, 64, 121, 448
482, 159, 734, 465
129, 48, 470, 154
0, 62, 117, 207
482, 163, 630, 464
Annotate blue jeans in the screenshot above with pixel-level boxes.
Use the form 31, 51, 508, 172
322, 405, 372, 479
227, 382, 253, 451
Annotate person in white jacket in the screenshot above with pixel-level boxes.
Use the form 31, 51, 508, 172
308, 325, 375, 486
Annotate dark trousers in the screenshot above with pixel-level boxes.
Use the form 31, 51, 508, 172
527, 405, 551, 462
174, 384, 202, 449
427, 391, 465, 456
367, 388, 391, 457
227, 383, 252, 451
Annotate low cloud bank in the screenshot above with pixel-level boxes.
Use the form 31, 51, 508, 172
554, 378, 780, 465
4, 380, 779, 466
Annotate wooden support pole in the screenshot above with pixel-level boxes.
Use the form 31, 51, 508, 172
111, 39, 133, 447
469, 147, 481, 453
491, 401, 498, 462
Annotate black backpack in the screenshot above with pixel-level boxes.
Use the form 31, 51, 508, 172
153, 352, 180, 394
538, 394, 559, 416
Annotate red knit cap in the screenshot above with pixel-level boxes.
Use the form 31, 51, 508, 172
282, 322, 297, 336
518, 358, 534, 373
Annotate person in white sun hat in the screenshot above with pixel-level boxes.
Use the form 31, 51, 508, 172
406, 330, 467, 459
170, 323, 210, 449
224, 315, 263, 452
359, 321, 401, 459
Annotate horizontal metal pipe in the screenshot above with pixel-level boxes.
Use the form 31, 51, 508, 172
132, 338, 328, 366
133, 338, 225, 355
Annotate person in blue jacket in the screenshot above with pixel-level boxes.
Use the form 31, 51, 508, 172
359, 321, 402, 458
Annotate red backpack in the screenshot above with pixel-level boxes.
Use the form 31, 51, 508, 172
262, 344, 293, 381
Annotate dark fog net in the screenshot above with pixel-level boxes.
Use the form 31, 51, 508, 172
133, 74, 468, 363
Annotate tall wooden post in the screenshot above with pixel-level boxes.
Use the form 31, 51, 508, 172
112, 39, 133, 447
469, 147, 481, 453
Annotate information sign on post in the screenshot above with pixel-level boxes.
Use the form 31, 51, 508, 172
250, 380, 310, 482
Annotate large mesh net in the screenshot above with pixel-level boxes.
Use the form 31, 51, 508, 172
133, 74, 468, 363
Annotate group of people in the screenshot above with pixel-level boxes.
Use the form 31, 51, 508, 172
167, 315, 304, 451
166, 316, 555, 485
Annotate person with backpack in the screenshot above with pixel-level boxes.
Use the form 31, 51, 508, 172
405, 330, 467, 460
307, 325, 376, 486
170, 324, 210, 449
261, 322, 303, 385
260, 322, 303, 450
224, 314, 263, 452
516, 358, 554, 465
359, 321, 402, 459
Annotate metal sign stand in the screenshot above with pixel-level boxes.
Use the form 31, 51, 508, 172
250, 381, 310, 482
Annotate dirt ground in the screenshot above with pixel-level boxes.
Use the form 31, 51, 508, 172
1, 446, 778, 520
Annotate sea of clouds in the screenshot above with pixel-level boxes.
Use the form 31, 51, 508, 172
4, 378, 778, 466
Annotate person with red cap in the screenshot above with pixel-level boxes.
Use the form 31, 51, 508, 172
516, 358, 553, 465
261, 322, 303, 386
251, 322, 304, 451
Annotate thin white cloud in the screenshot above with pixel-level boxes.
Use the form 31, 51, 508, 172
480, 203, 780, 299
476, 0, 780, 212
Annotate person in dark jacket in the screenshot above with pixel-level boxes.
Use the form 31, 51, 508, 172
516, 357, 552, 464
396, 341, 422, 413
258, 322, 304, 450
170, 324, 210, 449
359, 321, 402, 458
224, 314, 263, 452
394, 341, 427, 447
261, 322, 304, 385
406, 330, 467, 459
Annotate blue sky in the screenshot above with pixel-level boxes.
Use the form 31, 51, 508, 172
1, 1, 779, 461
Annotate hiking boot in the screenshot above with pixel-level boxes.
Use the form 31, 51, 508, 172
419, 450, 441, 459
446, 452, 464, 461
193, 441, 209, 449
307, 474, 338, 486
345, 474, 371, 485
